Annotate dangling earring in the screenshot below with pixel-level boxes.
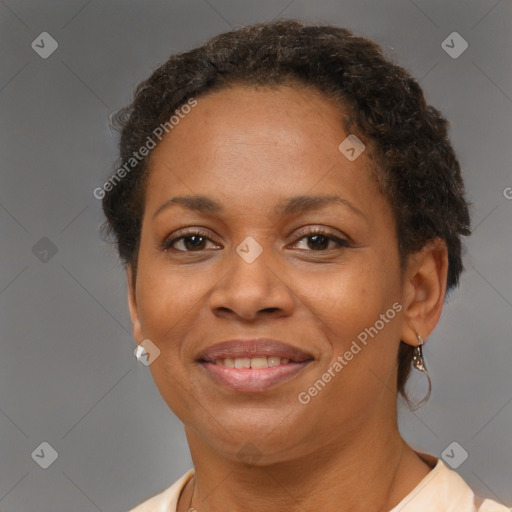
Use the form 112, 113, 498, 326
413, 334, 428, 374
412, 333, 431, 406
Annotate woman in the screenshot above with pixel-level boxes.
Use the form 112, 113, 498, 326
101, 20, 510, 512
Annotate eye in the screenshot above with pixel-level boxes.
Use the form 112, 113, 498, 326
160, 227, 350, 253
161, 229, 221, 252
291, 228, 350, 251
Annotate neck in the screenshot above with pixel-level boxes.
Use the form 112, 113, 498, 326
180, 412, 431, 512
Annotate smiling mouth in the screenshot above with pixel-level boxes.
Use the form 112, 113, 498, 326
209, 356, 294, 368
196, 338, 314, 392
198, 357, 313, 392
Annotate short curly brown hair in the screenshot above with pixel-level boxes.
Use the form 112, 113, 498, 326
101, 19, 471, 405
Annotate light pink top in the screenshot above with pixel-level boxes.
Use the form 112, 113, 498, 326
128, 457, 510, 512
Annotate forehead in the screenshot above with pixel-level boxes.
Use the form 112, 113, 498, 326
143, 85, 384, 221
151, 84, 351, 157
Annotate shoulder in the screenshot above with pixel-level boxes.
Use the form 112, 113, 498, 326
127, 469, 194, 512
390, 455, 510, 512
477, 498, 512, 512
125, 462, 511, 512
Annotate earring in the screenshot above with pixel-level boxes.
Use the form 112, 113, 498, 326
412, 334, 428, 374
410, 333, 432, 407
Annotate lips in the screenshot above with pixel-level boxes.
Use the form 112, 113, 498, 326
196, 338, 314, 392
197, 338, 313, 364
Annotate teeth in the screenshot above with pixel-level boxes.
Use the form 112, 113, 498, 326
268, 356, 281, 367
234, 357, 251, 369
250, 357, 268, 369
213, 356, 294, 368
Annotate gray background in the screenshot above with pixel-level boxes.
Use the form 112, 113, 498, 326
1, 1, 511, 511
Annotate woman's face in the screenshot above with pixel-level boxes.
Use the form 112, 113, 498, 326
127, 85, 412, 463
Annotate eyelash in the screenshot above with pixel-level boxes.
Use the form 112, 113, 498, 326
160, 227, 350, 253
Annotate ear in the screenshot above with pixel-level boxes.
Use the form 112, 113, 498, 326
400, 238, 449, 347
126, 264, 143, 343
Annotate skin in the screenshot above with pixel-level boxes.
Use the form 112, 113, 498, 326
126, 85, 449, 512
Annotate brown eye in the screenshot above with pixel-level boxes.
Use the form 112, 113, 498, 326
161, 229, 220, 252
174, 234, 208, 251
293, 229, 350, 251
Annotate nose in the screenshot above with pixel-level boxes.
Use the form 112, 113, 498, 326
207, 243, 295, 321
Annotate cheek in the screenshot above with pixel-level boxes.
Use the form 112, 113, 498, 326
299, 252, 402, 383
300, 258, 399, 337
135, 259, 206, 415
135, 252, 207, 351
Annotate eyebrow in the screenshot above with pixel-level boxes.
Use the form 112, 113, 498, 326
152, 194, 367, 221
